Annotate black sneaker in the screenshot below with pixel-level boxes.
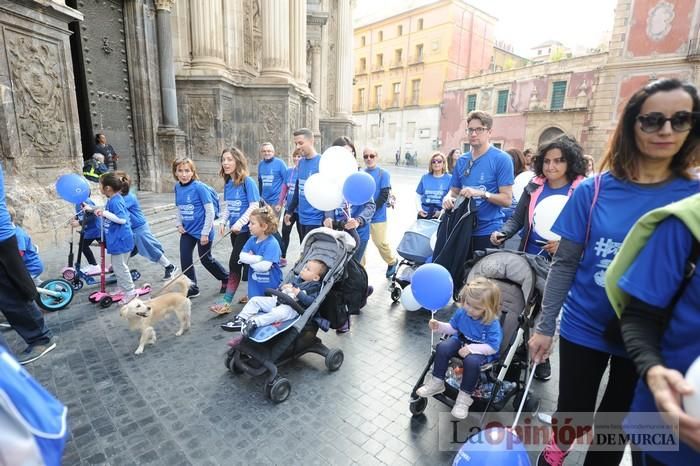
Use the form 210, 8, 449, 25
534, 358, 552, 381
241, 319, 258, 338
219, 280, 228, 294
18, 339, 57, 365
162, 264, 177, 281
220, 316, 245, 332
187, 286, 200, 299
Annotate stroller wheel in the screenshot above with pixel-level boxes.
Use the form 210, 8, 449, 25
266, 377, 291, 403
513, 391, 540, 413
226, 351, 245, 374
390, 287, 402, 303
324, 348, 344, 372
409, 396, 428, 416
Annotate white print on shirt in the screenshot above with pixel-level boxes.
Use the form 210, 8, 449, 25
260, 174, 274, 186
251, 271, 270, 283
592, 237, 622, 288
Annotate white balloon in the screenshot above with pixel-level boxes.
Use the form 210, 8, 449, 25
684, 356, 700, 419
513, 171, 535, 202
401, 285, 422, 311
319, 146, 358, 184
532, 194, 569, 241
430, 232, 437, 251
303, 173, 344, 211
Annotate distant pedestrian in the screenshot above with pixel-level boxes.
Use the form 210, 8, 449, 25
395, 149, 401, 166
94, 133, 119, 171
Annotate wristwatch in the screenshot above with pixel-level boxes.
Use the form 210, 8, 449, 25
483, 191, 491, 199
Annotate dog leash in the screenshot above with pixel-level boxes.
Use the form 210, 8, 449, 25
152, 229, 233, 297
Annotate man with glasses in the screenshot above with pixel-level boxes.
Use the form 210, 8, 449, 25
285, 128, 324, 241
257, 142, 287, 213
442, 110, 514, 255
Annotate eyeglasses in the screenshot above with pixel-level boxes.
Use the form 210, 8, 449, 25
363, 154, 377, 159
462, 158, 475, 177
466, 127, 488, 135
636, 111, 697, 133
431, 159, 444, 164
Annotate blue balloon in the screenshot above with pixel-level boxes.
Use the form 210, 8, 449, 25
411, 263, 453, 311
56, 174, 90, 204
453, 428, 530, 466
342, 172, 376, 205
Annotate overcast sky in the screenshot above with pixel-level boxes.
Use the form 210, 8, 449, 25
354, 0, 617, 56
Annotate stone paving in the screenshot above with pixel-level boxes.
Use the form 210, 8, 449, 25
4, 165, 630, 465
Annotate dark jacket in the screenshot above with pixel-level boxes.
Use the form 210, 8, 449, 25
433, 197, 477, 290
289, 276, 322, 309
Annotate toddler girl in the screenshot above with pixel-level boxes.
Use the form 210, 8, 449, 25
94, 172, 136, 303
238, 207, 282, 299
416, 277, 503, 419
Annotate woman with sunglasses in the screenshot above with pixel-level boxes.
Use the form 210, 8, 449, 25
530, 78, 700, 466
416, 152, 452, 219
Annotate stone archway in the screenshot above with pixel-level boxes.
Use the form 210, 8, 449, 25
538, 126, 565, 145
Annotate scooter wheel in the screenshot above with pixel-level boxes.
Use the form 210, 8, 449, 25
62, 269, 76, 281
99, 296, 113, 308
71, 279, 84, 291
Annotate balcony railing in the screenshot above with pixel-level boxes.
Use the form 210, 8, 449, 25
371, 65, 384, 72
688, 38, 700, 60
390, 60, 403, 69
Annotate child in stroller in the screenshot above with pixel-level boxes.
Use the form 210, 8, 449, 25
416, 278, 502, 419
220, 259, 327, 334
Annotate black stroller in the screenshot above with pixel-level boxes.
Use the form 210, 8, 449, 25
409, 250, 545, 417
224, 228, 359, 403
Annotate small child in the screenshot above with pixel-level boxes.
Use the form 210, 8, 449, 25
94, 172, 137, 303
83, 153, 109, 182
8, 206, 44, 284
70, 198, 102, 273
116, 171, 177, 280
221, 258, 327, 334
416, 277, 503, 419
237, 207, 283, 298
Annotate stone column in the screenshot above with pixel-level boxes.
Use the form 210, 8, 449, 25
310, 42, 322, 131
289, 0, 307, 84
335, 0, 353, 117
190, 0, 225, 68
155, 0, 178, 127
260, 0, 291, 80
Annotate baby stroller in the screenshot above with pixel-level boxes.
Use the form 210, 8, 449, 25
224, 228, 357, 403
409, 250, 544, 418
389, 218, 440, 302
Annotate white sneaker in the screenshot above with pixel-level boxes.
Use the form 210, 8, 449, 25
451, 390, 474, 419
120, 290, 139, 304
416, 375, 446, 397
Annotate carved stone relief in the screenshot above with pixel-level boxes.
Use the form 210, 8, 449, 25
244, 0, 261, 70
647, 1, 674, 41
289, 100, 299, 136
258, 102, 283, 152
7, 35, 67, 156
326, 9, 337, 113
189, 97, 216, 157
221, 96, 235, 149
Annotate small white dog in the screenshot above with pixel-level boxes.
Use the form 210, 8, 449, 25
119, 276, 192, 354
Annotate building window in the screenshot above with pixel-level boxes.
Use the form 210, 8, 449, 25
397, 25, 403, 36
466, 94, 477, 114
411, 79, 421, 105
496, 89, 509, 114
493, 142, 503, 149
359, 57, 366, 72
392, 82, 400, 107
374, 85, 383, 108
462, 142, 471, 153
415, 44, 424, 62
551, 81, 567, 110
417, 18, 424, 30
406, 121, 416, 141
394, 49, 402, 66
378, 30, 383, 42
388, 122, 397, 139
361, 36, 366, 47
358, 88, 365, 109
375, 53, 383, 69
370, 124, 379, 139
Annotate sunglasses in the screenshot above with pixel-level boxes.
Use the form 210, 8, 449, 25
363, 154, 377, 159
431, 159, 444, 164
636, 111, 697, 133
462, 158, 475, 178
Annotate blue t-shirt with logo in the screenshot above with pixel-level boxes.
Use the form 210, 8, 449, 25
297, 155, 324, 226
103, 194, 134, 255
175, 180, 214, 240
243, 235, 282, 297
224, 176, 259, 233
366, 166, 391, 223
284, 167, 298, 212
0, 164, 15, 241
258, 157, 287, 206
123, 192, 147, 229
449, 147, 514, 236
553, 173, 699, 356
620, 216, 700, 465
416, 173, 452, 213
76, 199, 101, 240
449, 308, 502, 362
524, 182, 572, 256
15, 226, 43, 277
332, 201, 372, 242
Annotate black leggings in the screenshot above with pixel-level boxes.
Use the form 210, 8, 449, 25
552, 337, 639, 466
281, 212, 302, 258
79, 238, 99, 266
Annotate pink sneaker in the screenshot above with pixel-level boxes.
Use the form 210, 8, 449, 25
536, 435, 571, 466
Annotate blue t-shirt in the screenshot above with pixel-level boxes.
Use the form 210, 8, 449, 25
297, 155, 324, 226
332, 201, 371, 242
449, 308, 502, 361
257, 157, 287, 206
449, 147, 514, 236
284, 167, 298, 211
175, 180, 214, 239
524, 182, 572, 256
76, 199, 101, 240
620, 217, 700, 465
103, 194, 134, 255
243, 235, 282, 297
15, 226, 43, 277
123, 193, 147, 229
0, 164, 15, 241
416, 173, 452, 213
366, 166, 391, 223
224, 177, 259, 233
553, 173, 699, 356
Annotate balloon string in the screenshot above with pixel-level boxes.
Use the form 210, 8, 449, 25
430, 310, 436, 350
343, 202, 352, 220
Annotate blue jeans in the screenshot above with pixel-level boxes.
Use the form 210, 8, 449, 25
432, 337, 487, 393
179, 233, 228, 286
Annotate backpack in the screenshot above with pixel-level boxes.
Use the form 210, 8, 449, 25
336, 258, 369, 314
201, 182, 221, 219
